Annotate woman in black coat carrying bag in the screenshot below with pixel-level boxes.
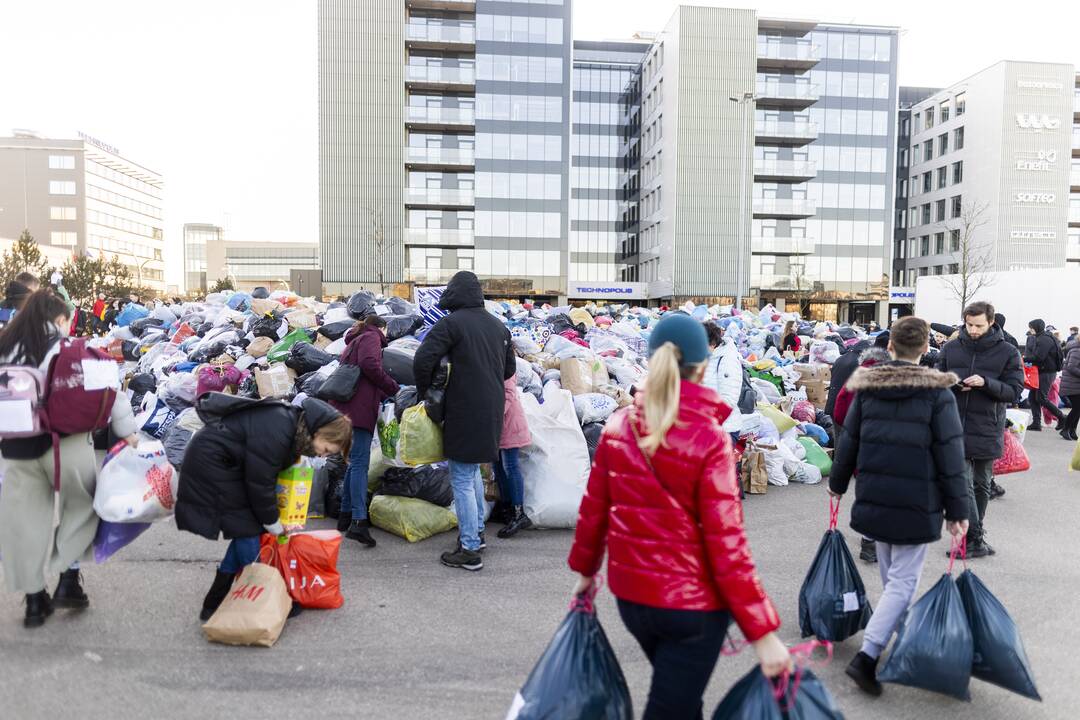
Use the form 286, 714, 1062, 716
177, 395, 352, 620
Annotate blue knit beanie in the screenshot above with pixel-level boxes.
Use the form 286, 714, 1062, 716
648, 313, 710, 365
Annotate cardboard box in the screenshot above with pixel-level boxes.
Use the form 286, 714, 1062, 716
793, 362, 832, 384
276, 464, 314, 526
255, 365, 294, 399
799, 379, 829, 407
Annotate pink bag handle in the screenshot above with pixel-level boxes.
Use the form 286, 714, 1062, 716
947, 534, 967, 575
773, 639, 834, 710
569, 576, 602, 614
828, 495, 840, 531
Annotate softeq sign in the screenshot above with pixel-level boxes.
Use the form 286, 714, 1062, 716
1014, 192, 1055, 203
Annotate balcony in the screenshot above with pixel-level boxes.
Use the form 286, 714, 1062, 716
756, 41, 820, 71
404, 146, 475, 170
755, 120, 818, 146
405, 64, 475, 91
406, 0, 475, 11
751, 237, 816, 256
755, 82, 819, 110
753, 159, 817, 183
404, 187, 475, 208
404, 228, 475, 247
752, 198, 817, 218
405, 22, 475, 50
405, 105, 475, 130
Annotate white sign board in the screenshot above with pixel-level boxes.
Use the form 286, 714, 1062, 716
567, 282, 647, 300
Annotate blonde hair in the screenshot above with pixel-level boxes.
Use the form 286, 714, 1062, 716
781, 320, 796, 343
317, 416, 354, 460
639, 342, 704, 454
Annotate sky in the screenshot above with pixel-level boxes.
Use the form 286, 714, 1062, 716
2, 0, 1079, 288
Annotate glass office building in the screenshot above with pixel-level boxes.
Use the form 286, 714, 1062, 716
183, 223, 222, 294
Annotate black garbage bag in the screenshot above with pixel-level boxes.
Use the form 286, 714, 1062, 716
798, 528, 872, 642
379, 464, 453, 507
814, 411, 836, 448
548, 314, 586, 337
285, 342, 335, 375
196, 321, 214, 336
394, 386, 420, 422
956, 569, 1041, 700
248, 312, 284, 340
385, 296, 416, 316
424, 356, 450, 424
712, 666, 844, 719
385, 314, 423, 342
323, 453, 347, 519
383, 346, 416, 386
582, 423, 605, 462
296, 370, 325, 397
836, 327, 857, 341
251, 286, 270, 299
237, 375, 260, 399
347, 290, 377, 319
509, 594, 632, 720
878, 573, 973, 700
128, 372, 158, 413
318, 320, 355, 341
129, 316, 164, 337
121, 340, 140, 362
187, 341, 227, 364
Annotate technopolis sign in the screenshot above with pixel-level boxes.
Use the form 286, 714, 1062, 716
567, 281, 646, 299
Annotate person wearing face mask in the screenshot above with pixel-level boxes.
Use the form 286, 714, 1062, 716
176, 393, 353, 621
0, 290, 138, 628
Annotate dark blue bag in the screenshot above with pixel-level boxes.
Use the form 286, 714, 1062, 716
877, 567, 973, 700
507, 589, 632, 720
712, 665, 844, 719
956, 569, 1041, 700
798, 499, 872, 642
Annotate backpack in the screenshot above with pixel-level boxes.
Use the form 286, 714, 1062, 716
1050, 341, 1064, 373
737, 366, 757, 415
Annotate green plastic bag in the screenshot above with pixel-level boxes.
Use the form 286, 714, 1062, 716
267, 327, 311, 364
377, 404, 400, 461
399, 404, 444, 466
797, 436, 833, 475
748, 367, 785, 396
369, 494, 457, 542
757, 403, 798, 433
1071, 437, 1080, 472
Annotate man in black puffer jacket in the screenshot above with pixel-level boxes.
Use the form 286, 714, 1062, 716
1024, 318, 1065, 431
936, 301, 1023, 558
824, 339, 870, 416
829, 316, 968, 696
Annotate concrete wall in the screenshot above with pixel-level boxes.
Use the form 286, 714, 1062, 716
0, 138, 86, 254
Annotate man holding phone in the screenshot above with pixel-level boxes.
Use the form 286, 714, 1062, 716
936, 301, 1024, 557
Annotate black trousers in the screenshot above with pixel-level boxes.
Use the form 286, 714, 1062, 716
617, 598, 731, 720
1030, 371, 1064, 428
1063, 394, 1080, 434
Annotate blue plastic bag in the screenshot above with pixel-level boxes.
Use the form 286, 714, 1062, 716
507, 590, 632, 720
115, 303, 149, 327
93, 521, 151, 563
798, 501, 872, 642
956, 569, 1041, 700
800, 423, 830, 447
712, 666, 844, 719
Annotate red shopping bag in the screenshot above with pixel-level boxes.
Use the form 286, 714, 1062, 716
992, 430, 1030, 475
1022, 365, 1039, 391
260, 530, 344, 609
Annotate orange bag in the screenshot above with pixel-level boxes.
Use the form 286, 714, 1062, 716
992, 430, 1030, 475
260, 530, 344, 609
1022, 364, 1040, 390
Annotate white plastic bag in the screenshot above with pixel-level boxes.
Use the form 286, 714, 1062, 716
1005, 408, 1030, 443
809, 340, 840, 365
519, 387, 591, 528
323, 306, 352, 324
573, 393, 618, 425
93, 441, 179, 523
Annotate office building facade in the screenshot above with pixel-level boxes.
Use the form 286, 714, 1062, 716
1070, 72, 1080, 267
896, 61, 1075, 284
0, 131, 165, 291
183, 223, 222, 294
204, 239, 320, 294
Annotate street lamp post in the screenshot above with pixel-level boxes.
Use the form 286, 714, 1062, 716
729, 92, 755, 310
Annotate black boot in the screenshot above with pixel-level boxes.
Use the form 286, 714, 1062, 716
859, 538, 877, 564
200, 570, 235, 622
53, 568, 89, 609
846, 651, 882, 696
346, 519, 377, 548
1061, 427, 1076, 441
497, 506, 534, 539
24, 591, 54, 629
336, 513, 352, 533
989, 479, 1006, 499
489, 502, 513, 525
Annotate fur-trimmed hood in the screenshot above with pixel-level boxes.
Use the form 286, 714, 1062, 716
846, 361, 958, 396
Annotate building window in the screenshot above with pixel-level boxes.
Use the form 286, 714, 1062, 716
921, 236, 930, 255
923, 173, 932, 193
894, 239, 905, 259
894, 269, 903, 285
950, 229, 960, 251
938, 133, 948, 155
919, 267, 929, 277
50, 231, 77, 247
934, 266, 944, 275
908, 269, 917, 285
899, 149, 908, 167
935, 199, 946, 221
951, 195, 962, 218
922, 204, 931, 224
954, 126, 964, 150
952, 161, 963, 184
49, 206, 77, 220
937, 167, 947, 189
896, 209, 906, 229
914, 113, 921, 133
955, 94, 965, 115
950, 263, 960, 273
49, 180, 76, 195
935, 232, 945, 253
940, 101, 950, 123
924, 143, 933, 162
926, 106, 935, 128
48, 155, 75, 170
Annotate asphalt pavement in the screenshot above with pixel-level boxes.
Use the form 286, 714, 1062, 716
1, 429, 1078, 719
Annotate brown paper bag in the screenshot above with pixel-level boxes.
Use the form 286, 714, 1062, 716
286, 310, 317, 329
560, 358, 593, 395
313, 333, 334, 351
250, 298, 285, 316
248, 336, 274, 358
202, 562, 291, 647
740, 450, 768, 495
255, 365, 293, 399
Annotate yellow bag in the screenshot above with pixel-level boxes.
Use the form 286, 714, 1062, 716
276, 464, 314, 526
757, 403, 798, 434
1071, 438, 1080, 472
399, 404, 444, 466
369, 494, 457, 542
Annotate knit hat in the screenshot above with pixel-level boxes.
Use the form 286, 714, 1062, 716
647, 313, 710, 365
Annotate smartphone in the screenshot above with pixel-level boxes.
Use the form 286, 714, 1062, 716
952, 380, 967, 390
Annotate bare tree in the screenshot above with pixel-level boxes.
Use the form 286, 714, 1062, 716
372, 206, 385, 296
940, 199, 993, 310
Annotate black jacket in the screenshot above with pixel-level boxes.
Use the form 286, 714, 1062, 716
413, 272, 516, 463
1062, 340, 1080, 397
935, 326, 1023, 459
176, 395, 341, 540
829, 362, 968, 545
824, 340, 870, 416
995, 313, 1019, 350
1024, 321, 1063, 372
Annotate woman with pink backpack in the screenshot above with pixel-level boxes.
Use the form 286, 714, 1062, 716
0, 291, 138, 628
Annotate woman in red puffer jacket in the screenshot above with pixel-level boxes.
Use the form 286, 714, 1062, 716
568, 314, 789, 720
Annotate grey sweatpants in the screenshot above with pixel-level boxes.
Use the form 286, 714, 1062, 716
860, 542, 929, 659
0, 434, 99, 594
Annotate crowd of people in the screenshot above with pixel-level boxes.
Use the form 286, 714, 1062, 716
0, 267, 1075, 716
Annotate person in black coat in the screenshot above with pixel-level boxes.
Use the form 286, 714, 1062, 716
413, 271, 515, 571
935, 301, 1023, 557
824, 340, 870, 416
177, 394, 352, 621
994, 312, 1019, 350
829, 316, 968, 695
1024, 318, 1065, 431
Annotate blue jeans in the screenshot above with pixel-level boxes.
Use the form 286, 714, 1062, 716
493, 448, 524, 506
449, 460, 485, 552
341, 428, 374, 521
219, 536, 260, 574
